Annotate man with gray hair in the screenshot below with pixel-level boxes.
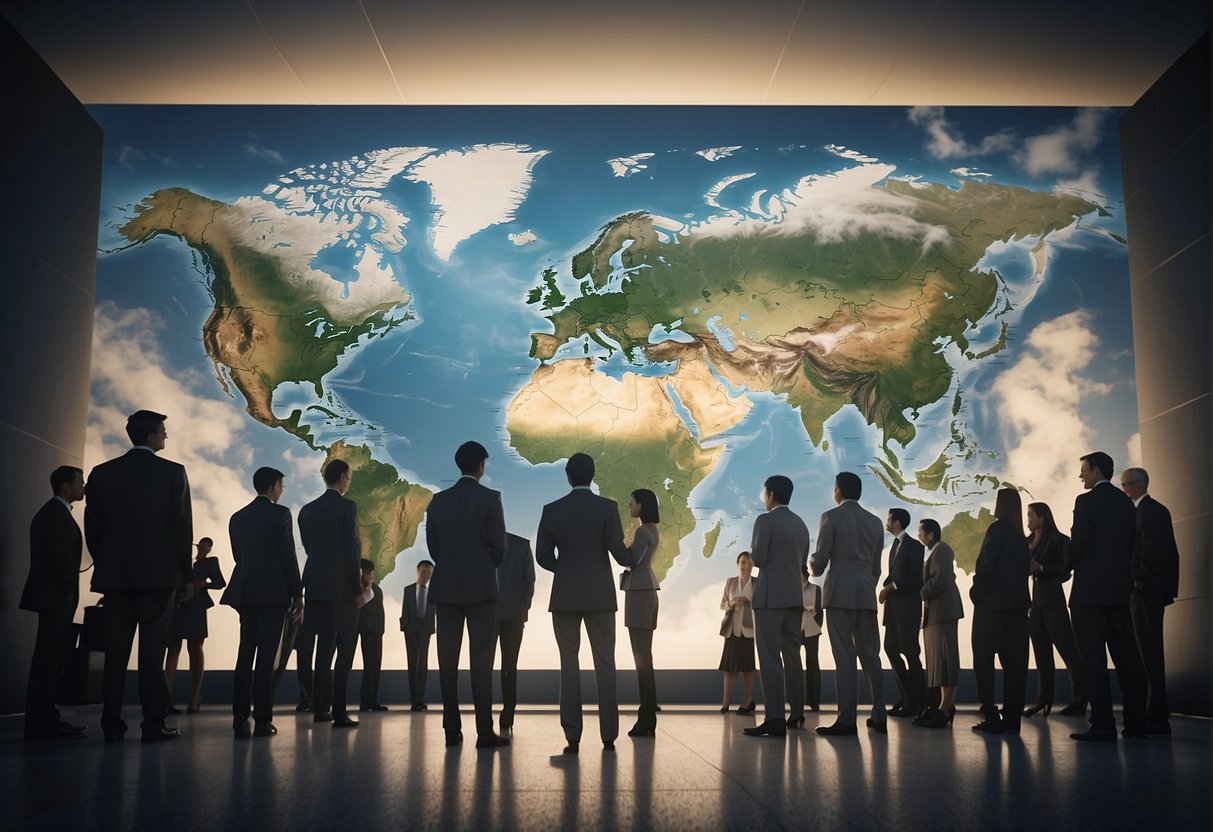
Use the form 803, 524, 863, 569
1119, 466, 1179, 736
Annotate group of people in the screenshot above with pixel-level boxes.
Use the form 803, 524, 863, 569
19, 408, 1178, 751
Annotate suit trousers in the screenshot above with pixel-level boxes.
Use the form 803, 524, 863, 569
101, 588, 176, 733
24, 611, 73, 731
1130, 590, 1170, 721
359, 631, 384, 707
802, 635, 821, 709
629, 627, 658, 729
1028, 603, 1086, 706
884, 610, 927, 714
754, 607, 803, 722
1071, 603, 1147, 733
233, 606, 287, 724
310, 601, 359, 718
497, 617, 525, 726
971, 607, 1029, 726
826, 608, 886, 726
553, 610, 618, 744
436, 601, 497, 738
404, 627, 432, 706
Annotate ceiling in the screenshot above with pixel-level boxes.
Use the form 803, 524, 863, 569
1, 0, 1209, 106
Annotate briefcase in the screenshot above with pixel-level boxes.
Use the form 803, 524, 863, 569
81, 600, 105, 652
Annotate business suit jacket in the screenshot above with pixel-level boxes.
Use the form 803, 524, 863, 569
922, 542, 964, 627
401, 583, 437, 634
222, 495, 302, 609
882, 533, 925, 627
1132, 495, 1179, 603
359, 584, 385, 635
750, 506, 810, 609
425, 476, 506, 605
620, 524, 661, 592
810, 500, 884, 610
1030, 531, 1071, 609
497, 533, 536, 623
20, 498, 83, 614
1066, 482, 1135, 608
298, 489, 362, 603
85, 448, 193, 592
719, 576, 756, 637
537, 488, 636, 611
970, 519, 1031, 610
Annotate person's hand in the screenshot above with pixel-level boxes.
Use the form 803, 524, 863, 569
179, 582, 197, 603
878, 586, 892, 604
1029, 558, 1042, 575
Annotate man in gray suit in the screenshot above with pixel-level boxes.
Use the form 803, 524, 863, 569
810, 471, 888, 736
497, 533, 535, 736
425, 441, 509, 749
536, 452, 636, 754
743, 475, 811, 738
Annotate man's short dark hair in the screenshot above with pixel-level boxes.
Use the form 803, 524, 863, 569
323, 458, 350, 486
836, 472, 862, 501
50, 466, 82, 495
1080, 451, 1114, 481
888, 508, 911, 531
566, 452, 595, 487
253, 466, 285, 494
126, 410, 167, 445
920, 518, 941, 543
764, 475, 794, 505
455, 441, 489, 475
360, 559, 374, 572
417, 559, 434, 569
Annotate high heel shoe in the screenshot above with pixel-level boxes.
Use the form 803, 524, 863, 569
627, 725, 656, 737
720, 705, 731, 713
1023, 702, 1052, 718
786, 715, 805, 729
736, 701, 756, 716
1059, 701, 1087, 716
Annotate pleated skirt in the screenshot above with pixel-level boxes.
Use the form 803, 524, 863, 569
924, 620, 960, 687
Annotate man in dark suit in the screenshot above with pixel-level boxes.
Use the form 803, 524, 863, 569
21, 466, 88, 741
298, 457, 363, 728
425, 441, 509, 749
743, 475, 810, 738
537, 452, 636, 754
878, 508, 927, 719
497, 532, 535, 736
1120, 466, 1180, 735
85, 409, 193, 743
357, 559, 387, 711
1067, 451, 1148, 742
222, 466, 303, 738
400, 560, 436, 710
810, 471, 887, 736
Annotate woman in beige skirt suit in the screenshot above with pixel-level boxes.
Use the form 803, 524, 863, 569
914, 518, 964, 728
718, 552, 757, 714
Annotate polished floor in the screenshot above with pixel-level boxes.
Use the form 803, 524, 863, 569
6, 705, 1210, 831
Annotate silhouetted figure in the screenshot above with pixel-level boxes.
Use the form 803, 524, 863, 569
298, 458, 362, 729
426, 441, 509, 749
165, 537, 225, 713
622, 488, 661, 737
401, 560, 436, 710
496, 534, 535, 735
357, 559, 387, 711
718, 552, 757, 714
290, 613, 316, 711
222, 466, 302, 738
879, 508, 927, 719
85, 409, 193, 743
913, 519, 963, 729
1024, 501, 1086, 717
21, 466, 87, 742
800, 570, 822, 713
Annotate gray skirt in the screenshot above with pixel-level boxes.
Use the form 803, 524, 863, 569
624, 590, 659, 629
924, 620, 960, 687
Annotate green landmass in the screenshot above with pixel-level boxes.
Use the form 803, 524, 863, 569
915, 453, 950, 492
702, 520, 722, 558
525, 266, 566, 310
941, 506, 996, 575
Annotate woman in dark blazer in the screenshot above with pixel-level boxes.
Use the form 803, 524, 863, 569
914, 519, 964, 728
166, 537, 226, 713
1024, 501, 1087, 716
969, 488, 1031, 734
622, 488, 661, 736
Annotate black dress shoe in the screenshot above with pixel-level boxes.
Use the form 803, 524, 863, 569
296, 703, 311, 712
476, 733, 510, 748
234, 722, 251, 739
332, 715, 359, 728
446, 732, 464, 747
1059, 702, 1087, 716
1071, 728, 1117, 743
59, 721, 87, 733
736, 701, 756, 715
419, 703, 429, 710
971, 719, 1005, 734
628, 725, 656, 737
562, 742, 579, 754
253, 722, 278, 737
889, 703, 908, 718
410, 704, 424, 711
369, 704, 388, 712
786, 715, 806, 729
313, 712, 333, 723
142, 726, 181, 743
866, 718, 888, 734
744, 720, 787, 737
815, 723, 858, 737
25, 726, 85, 742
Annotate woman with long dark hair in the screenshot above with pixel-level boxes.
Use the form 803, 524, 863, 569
622, 488, 661, 737
1024, 501, 1087, 716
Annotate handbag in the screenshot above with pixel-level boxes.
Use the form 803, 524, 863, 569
81, 600, 106, 652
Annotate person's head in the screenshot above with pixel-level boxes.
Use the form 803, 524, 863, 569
126, 409, 168, 451
50, 466, 85, 502
565, 452, 595, 488
835, 471, 862, 503
324, 458, 352, 493
1120, 467, 1149, 501
197, 537, 213, 557
454, 441, 489, 478
736, 551, 753, 579
629, 488, 660, 523
360, 558, 375, 578
1079, 451, 1114, 489
762, 475, 793, 509
416, 560, 434, 585
886, 508, 911, 535
993, 487, 1024, 538
253, 466, 286, 502
918, 519, 941, 548
1026, 502, 1059, 538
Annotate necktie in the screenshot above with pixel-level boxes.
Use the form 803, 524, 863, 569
889, 538, 901, 572
418, 585, 427, 618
